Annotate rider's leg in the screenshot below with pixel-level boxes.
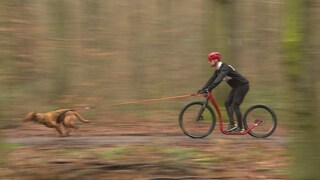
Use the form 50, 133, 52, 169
225, 89, 236, 130
233, 103, 243, 129
233, 83, 250, 130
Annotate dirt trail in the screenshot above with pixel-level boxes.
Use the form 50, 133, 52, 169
4, 134, 288, 147
1, 123, 290, 179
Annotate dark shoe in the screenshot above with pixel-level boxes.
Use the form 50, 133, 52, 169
232, 127, 244, 132
227, 124, 237, 132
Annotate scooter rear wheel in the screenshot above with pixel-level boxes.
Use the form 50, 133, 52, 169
243, 104, 277, 138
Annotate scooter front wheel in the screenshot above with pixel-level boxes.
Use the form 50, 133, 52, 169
179, 101, 216, 138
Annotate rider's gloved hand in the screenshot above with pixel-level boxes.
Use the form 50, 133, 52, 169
197, 89, 209, 94
203, 88, 210, 93
197, 89, 204, 94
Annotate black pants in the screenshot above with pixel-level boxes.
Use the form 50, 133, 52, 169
224, 83, 249, 129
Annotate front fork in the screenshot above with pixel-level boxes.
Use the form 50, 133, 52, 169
195, 97, 209, 121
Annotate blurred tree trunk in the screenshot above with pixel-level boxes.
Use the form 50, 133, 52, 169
48, 0, 72, 105
204, 0, 238, 103
205, 0, 236, 60
283, 0, 320, 179
0, 0, 36, 120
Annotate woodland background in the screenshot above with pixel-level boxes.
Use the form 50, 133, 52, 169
0, 0, 319, 179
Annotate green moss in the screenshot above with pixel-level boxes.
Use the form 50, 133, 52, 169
97, 146, 129, 159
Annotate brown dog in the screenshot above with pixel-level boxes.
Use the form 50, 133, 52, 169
22, 107, 91, 137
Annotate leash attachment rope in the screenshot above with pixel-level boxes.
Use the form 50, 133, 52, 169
109, 94, 192, 107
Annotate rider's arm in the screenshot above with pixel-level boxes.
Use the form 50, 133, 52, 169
207, 66, 230, 91
201, 71, 217, 90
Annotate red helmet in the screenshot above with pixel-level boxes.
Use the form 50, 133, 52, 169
207, 52, 221, 61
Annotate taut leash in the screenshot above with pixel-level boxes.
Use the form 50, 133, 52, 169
109, 94, 194, 107
71, 106, 95, 111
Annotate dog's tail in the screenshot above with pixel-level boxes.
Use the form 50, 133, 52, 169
74, 112, 91, 123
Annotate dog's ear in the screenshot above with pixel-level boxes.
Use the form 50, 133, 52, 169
22, 111, 37, 122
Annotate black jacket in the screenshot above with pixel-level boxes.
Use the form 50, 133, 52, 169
202, 62, 249, 91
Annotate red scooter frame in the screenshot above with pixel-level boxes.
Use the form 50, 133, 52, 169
192, 92, 262, 135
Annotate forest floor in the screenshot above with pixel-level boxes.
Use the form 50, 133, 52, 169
1, 120, 290, 180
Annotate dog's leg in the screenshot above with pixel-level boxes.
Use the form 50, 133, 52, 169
64, 126, 71, 136
54, 125, 65, 137
63, 114, 81, 136
68, 124, 79, 136
63, 121, 79, 136
63, 124, 73, 137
